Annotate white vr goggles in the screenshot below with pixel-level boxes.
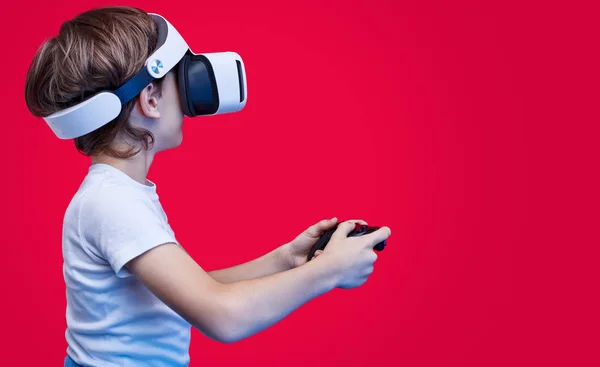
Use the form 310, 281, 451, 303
44, 13, 248, 139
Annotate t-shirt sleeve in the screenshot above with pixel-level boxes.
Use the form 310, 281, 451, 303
80, 187, 178, 278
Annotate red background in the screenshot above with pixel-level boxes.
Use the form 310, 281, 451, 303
2, 0, 598, 366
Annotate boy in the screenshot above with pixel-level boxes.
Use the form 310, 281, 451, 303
25, 6, 391, 367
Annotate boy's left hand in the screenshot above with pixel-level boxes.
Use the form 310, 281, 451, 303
282, 217, 368, 268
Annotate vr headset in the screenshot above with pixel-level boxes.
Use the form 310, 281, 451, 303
43, 13, 248, 139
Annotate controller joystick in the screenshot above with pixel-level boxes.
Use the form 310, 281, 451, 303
307, 222, 387, 261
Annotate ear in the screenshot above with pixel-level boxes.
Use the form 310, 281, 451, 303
137, 82, 161, 119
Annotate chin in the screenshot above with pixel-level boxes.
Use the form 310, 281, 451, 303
171, 135, 184, 149
157, 136, 183, 153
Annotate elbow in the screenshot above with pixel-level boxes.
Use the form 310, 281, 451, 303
213, 295, 248, 344
192, 323, 239, 344
190, 287, 247, 344
215, 330, 242, 344
205, 320, 241, 344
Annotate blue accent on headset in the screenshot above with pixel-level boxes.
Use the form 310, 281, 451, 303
151, 60, 163, 74
112, 68, 156, 105
112, 15, 169, 105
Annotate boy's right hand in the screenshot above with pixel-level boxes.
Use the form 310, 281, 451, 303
316, 220, 392, 289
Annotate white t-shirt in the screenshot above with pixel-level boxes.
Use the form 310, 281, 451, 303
62, 163, 191, 366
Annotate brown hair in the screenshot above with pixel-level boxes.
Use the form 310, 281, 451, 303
24, 6, 165, 158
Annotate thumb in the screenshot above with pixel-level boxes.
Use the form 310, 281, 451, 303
306, 217, 338, 237
363, 226, 392, 249
312, 250, 324, 259
331, 220, 361, 240
331, 219, 370, 240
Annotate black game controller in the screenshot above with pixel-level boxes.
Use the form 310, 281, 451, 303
307, 222, 387, 261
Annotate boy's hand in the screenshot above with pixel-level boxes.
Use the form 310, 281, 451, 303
281, 218, 368, 269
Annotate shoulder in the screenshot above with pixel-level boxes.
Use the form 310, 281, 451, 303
79, 177, 154, 224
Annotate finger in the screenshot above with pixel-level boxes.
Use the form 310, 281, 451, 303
305, 217, 338, 237
332, 219, 369, 238
331, 220, 363, 240
363, 226, 392, 248
345, 219, 369, 226
314, 250, 324, 257
369, 251, 378, 263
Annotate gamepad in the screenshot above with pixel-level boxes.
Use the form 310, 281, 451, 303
307, 222, 387, 261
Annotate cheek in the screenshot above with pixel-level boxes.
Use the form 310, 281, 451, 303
171, 96, 184, 124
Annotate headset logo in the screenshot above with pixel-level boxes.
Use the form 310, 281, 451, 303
151, 59, 164, 74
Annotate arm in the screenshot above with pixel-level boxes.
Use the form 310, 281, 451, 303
127, 242, 339, 344
205, 217, 346, 283
206, 244, 293, 283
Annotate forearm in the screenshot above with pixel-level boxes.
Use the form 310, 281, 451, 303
207, 244, 292, 283
214, 257, 338, 343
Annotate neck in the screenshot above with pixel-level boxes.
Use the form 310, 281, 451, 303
91, 149, 155, 186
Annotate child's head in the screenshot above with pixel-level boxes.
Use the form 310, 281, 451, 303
25, 6, 184, 158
